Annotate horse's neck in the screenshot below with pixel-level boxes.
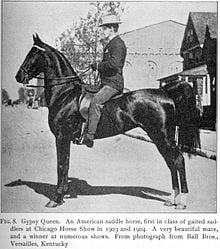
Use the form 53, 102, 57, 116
44, 68, 81, 109
42, 49, 81, 110
45, 61, 75, 81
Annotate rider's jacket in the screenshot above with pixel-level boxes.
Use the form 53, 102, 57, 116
98, 35, 127, 92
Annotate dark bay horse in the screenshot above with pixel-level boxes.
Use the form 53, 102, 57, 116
15, 34, 200, 209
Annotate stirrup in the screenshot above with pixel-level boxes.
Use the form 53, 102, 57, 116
75, 135, 84, 145
81, 134, 94, 148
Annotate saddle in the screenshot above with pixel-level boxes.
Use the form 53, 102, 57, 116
79, 85, 125, 120
73, 86, 129, 145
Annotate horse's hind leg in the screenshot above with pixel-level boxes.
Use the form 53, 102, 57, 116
161, 145, 188, 209
173, 148, 188, 209
144, 126, 188, 209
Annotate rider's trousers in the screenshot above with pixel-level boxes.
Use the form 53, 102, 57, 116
87, 85, 119, 136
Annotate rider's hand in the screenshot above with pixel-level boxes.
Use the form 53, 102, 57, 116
90, 62, 97, 71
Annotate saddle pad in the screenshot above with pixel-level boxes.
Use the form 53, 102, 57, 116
79, 92, 94, 120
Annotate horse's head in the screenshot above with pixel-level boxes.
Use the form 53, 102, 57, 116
15, 34, 47, 84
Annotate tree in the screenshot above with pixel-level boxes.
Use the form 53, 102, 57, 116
18, 87, 26, 103
56, 2, 127, 72
2, 88, 10, 104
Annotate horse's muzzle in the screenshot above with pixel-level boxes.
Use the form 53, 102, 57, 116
15, 68, 29, 84
15, 72, 22, 83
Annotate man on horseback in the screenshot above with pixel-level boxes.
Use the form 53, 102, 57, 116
16, 33, 200, 209
81, 14, 127, 147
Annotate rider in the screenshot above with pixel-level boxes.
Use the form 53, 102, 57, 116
81, 14, 127, 148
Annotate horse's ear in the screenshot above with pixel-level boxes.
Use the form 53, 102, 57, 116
33, 34, 37, 43
35, 33, 43, 45
36, 33, 40, 39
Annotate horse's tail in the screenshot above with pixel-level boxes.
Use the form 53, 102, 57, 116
162, 81, 201, 152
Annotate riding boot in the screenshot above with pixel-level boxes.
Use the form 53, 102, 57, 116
81, 102, 101, 148
81, 133, 94, 148
81, 85, 119, 148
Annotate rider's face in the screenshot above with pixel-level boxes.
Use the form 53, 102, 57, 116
101, 25, 113, 39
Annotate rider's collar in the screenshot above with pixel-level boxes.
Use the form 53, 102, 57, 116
108, 33, 118, 42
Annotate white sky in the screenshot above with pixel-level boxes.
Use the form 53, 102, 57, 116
1, 1, 217, 99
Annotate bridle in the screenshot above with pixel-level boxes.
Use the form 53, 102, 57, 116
22, 67, 90, 89
21, 45, 91, 89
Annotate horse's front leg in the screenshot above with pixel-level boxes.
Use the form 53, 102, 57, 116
46, 137, 70, 208
56, 137, 71, 197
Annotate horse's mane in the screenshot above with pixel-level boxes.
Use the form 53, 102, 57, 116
161, 80, 187, 92
54, 47, 77, 76
34, 37, 77, 76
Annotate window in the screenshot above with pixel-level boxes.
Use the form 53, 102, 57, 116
187, 31, 190, 41
193, 78, 198, 94
187, 29, 193, 42
204, 77, 208, 94
195, 48, 202, 63
188, 52, 194, 65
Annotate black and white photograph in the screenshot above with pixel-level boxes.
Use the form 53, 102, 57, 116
1, 0, 217, 215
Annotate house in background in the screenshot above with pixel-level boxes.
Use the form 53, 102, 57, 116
202, 15, 217, 124
159, 12, 217, 130
121, 20, 185, 90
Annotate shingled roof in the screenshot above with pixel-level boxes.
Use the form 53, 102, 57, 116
190, 12, 217, 43
206, 16, 217, 39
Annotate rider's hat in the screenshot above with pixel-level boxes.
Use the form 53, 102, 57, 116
98, 14, 121, 27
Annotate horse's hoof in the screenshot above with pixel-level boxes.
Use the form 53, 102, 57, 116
45, 199, 65, 208
164, 200, 175, 207
57, 199, 65, 206
17, 179, 23, 185
45, 200, 59, 208
64, 193, 71, 199
175, 204, 187, 210
64, 192, 77, 199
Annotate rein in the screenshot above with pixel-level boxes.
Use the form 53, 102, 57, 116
24, 67, 91, 89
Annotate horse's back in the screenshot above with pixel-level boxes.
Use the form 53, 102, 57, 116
96, 88, 175, 139
105, 88, 174, 111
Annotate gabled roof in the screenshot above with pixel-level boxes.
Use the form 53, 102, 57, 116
158, 64, 208, 81
121, 20, 185, 36
121, 20, 185, 52
189, 12, 217, 43
206, 16, 217, 39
